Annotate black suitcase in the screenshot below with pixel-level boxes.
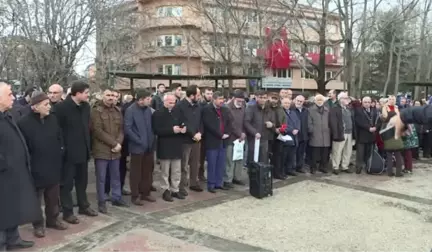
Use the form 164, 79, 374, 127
248, 162, 273, 199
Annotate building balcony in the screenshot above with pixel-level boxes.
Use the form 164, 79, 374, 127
139, 16, 202, 31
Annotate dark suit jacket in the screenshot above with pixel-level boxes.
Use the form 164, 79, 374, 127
54, 95, 91, 163
329, 105, 356, 142
202, 104, 232, 150
354, 107, 378, 144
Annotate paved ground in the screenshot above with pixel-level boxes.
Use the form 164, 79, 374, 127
18, 159, 432, 251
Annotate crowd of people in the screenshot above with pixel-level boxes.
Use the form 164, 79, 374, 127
0, 78, 431, 251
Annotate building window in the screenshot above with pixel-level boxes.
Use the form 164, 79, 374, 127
157, 35, 182, 47
157, 64, 182, 75
301, 69, 315, 79
325, 46, 334, 55
307, 45, 318, 54
246, 11, 258, 22
209, 37, 226, 47
209, 66, 228, 75
243, 67, 260, 76
156, 6, 182, 17
272, 69, 292, 78
325, 71, 338, 80
243, 39, 259, 56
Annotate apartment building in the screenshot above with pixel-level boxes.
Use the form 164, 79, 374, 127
102, 0, 345, 91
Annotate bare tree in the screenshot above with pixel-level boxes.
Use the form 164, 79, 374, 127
278, 0, 345, 94
3, 0, 97, 89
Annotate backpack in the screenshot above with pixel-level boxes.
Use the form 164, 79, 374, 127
367, 145, 385, 175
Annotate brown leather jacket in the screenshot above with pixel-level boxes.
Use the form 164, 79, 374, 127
90, 103, 124, 160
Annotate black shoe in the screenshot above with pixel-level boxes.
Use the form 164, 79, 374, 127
333, 170, 340, 175
355, 167, 362, 174
63, 215, 80, 224
7, 240, 35, 250
310, 168, 316, 174
33, 227, 45, 238
151, 186, 157, 192
232, 179, 245, 185
98, 204, 108, 214
395, 173, 404, 177
273, 175, 286, 180
286, 171, 297, 176
215, 186, 229, 190
179, 188, 188, 196
223, 182, 234, 189
388, 173, 395, 177
121, 189, 131, 196
319, 169, 328, 174
189, 185, 203, 192
342, 169, 353, 174
208, 188, 217, 193
162, 190, 173, 202
78, 207, 98, 217
172, 192, 185, 200
112, 199, 129, 207
296, 168, 306, 173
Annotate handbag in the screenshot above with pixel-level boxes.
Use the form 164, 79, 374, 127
402, 124, 419, 149
380, 125, 404, 151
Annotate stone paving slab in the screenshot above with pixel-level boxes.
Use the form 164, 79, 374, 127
92, 228, 216, 252
324, 162, 432, 200
19, 215, 115, 252
163, 180, 432, 252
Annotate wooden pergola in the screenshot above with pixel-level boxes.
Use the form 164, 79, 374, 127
402, 81, 432, 99
108, 70, 263, 91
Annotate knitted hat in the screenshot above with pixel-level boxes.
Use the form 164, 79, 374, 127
30, 91, 49, 106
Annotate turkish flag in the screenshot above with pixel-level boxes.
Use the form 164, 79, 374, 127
266, 39, 290, 69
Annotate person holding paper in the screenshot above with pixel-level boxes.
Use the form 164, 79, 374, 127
308, 95, 331, 174
279, 98, 300, 176
224, 90, 246, 187
202, 91, 232, 193
244, 90, 275, 164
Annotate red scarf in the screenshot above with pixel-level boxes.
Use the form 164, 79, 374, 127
215, 108, 224, 134
388, 105, 395, 111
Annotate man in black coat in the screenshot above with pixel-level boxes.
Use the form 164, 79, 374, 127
151, 83, 165, 111
152, 93, 186, 202
354, 96, 378, 174
55, 81, 97, 224
0, 81, 40, 251
18, 91, 68, 238
202, 91, 232, 193
292, 95, 309, 173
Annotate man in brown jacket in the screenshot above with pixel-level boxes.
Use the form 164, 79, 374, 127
91, 88, 128, 213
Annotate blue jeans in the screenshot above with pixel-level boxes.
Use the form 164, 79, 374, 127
94, 159, 121, 204
206, 146, 226, 189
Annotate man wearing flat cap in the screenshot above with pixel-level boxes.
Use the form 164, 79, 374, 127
18, 91, 68, 238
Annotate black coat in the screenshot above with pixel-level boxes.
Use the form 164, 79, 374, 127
202, 104, 232, 150
121, 101, 133, 156
152, 107, 184, 159
354, 107, 378, 144
54, 95, 91, 164
18, 112, 64, 188
292, 107, 309, 142
0, 112, 41, 230
329, 105, 356, 142
176, 99, 202, 144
